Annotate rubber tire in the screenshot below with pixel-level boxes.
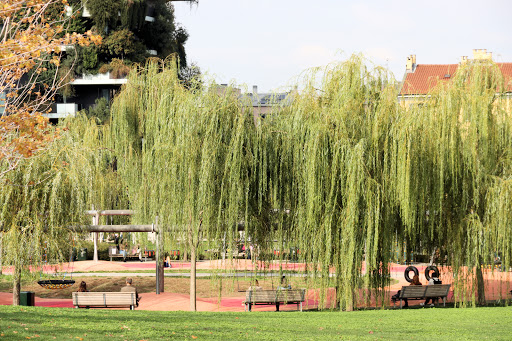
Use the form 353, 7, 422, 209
424, 265, 440, 281
404, 266, 419, 283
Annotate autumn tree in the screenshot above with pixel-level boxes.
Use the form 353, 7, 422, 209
0, 0, 100, 176
0, 0, 100, 304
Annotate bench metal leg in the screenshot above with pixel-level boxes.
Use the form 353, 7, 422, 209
400, 299, 402, 309
276, 303, 280, 312
248, 303, 252, 312
443, 297, 446, 307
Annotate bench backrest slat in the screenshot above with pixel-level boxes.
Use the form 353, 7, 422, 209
399, 284, 450, 298
424, 284, 451, 297
399, 286, 427, 298
246, 289, 305, 303
275, 290, 304, 301
72, 292, 135, 306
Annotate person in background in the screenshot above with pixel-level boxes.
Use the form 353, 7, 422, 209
137, 244, 143, 262
403, 274, 422, 307
278, 275, 292, 290
121, 278, 140, 306
164, 255, 172, 268
120, 243, 128, 262
114, 234, 120, 252
77, 281, 88, 292
410, 274, 422, 286
422, 275, 442, 307
393, 274, 422, 307
249, 279, 262, 291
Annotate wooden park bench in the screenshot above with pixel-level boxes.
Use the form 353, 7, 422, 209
243, 289, 306, 312
72, 292, 138, 310
108, 246, 146, 262
393, 284, 451, 309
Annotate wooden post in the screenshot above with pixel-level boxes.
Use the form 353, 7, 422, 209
189, 225, 197, 311
91, 205, 98, 262
93, 211, 99, 262
83, 225, 155, 232
157, 217, 164, 292
155, 217, 161, 294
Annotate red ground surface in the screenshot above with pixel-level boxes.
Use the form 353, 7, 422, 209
1, 260, 511, 311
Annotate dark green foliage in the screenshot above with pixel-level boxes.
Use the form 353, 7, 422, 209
139, 2, 188, 63
84, 97, 111, 124
172, 26, 189, 66
179, 62, 202, 91
86, 0, 121, 33
80, 46, 99, 71
80, 241, 111, 261
120, 0, 146, 30
103, 29, 147, 62
67, 0, 188, 77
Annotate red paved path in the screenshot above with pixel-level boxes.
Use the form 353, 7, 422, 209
1, 260, 511, 311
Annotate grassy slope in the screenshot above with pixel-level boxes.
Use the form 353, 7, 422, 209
0, 306, 511, 340
0, 276, 310, 299
0, 275, 398, 299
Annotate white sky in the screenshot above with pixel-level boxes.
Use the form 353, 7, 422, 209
174, 0, 512, 93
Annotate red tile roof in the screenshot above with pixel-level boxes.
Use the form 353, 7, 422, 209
497, 63, 512, 92
400, 64, 458, 95
399, 63, 512, 95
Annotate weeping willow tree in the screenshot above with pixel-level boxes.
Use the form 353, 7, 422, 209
255, 55, 512, 310
388, 60, 512, 306
0, 115, 122, 305
111, 59, 255, 310
254, 56, 399, 310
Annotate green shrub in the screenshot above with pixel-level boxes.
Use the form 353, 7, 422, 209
78, 241, 112, 261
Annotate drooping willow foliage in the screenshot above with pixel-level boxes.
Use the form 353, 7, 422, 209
110, 59, 255, 262
389, 61, 512, 306
0, 115, 125, 303
110, 59, 256, 309
257, 57, 400, 310
109, 55, 512, 310
260, 56, 512, 309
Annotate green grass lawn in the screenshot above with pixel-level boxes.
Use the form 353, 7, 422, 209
0, 306, 511, 340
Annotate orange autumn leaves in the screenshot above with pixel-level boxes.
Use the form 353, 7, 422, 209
0, 0, 101, 175
1, 0, 101, 89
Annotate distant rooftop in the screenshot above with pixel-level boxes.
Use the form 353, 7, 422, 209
399, 49, 512, 96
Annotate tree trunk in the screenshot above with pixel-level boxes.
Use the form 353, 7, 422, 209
346, 297, 354, 311
13, 265, 21, 306
190, 243, 196, 311
335, 284, 340, 310
476, 263, 486, 306
158, 262, 165, 293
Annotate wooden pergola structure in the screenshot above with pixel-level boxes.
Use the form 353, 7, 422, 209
83, 210, 163, 294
